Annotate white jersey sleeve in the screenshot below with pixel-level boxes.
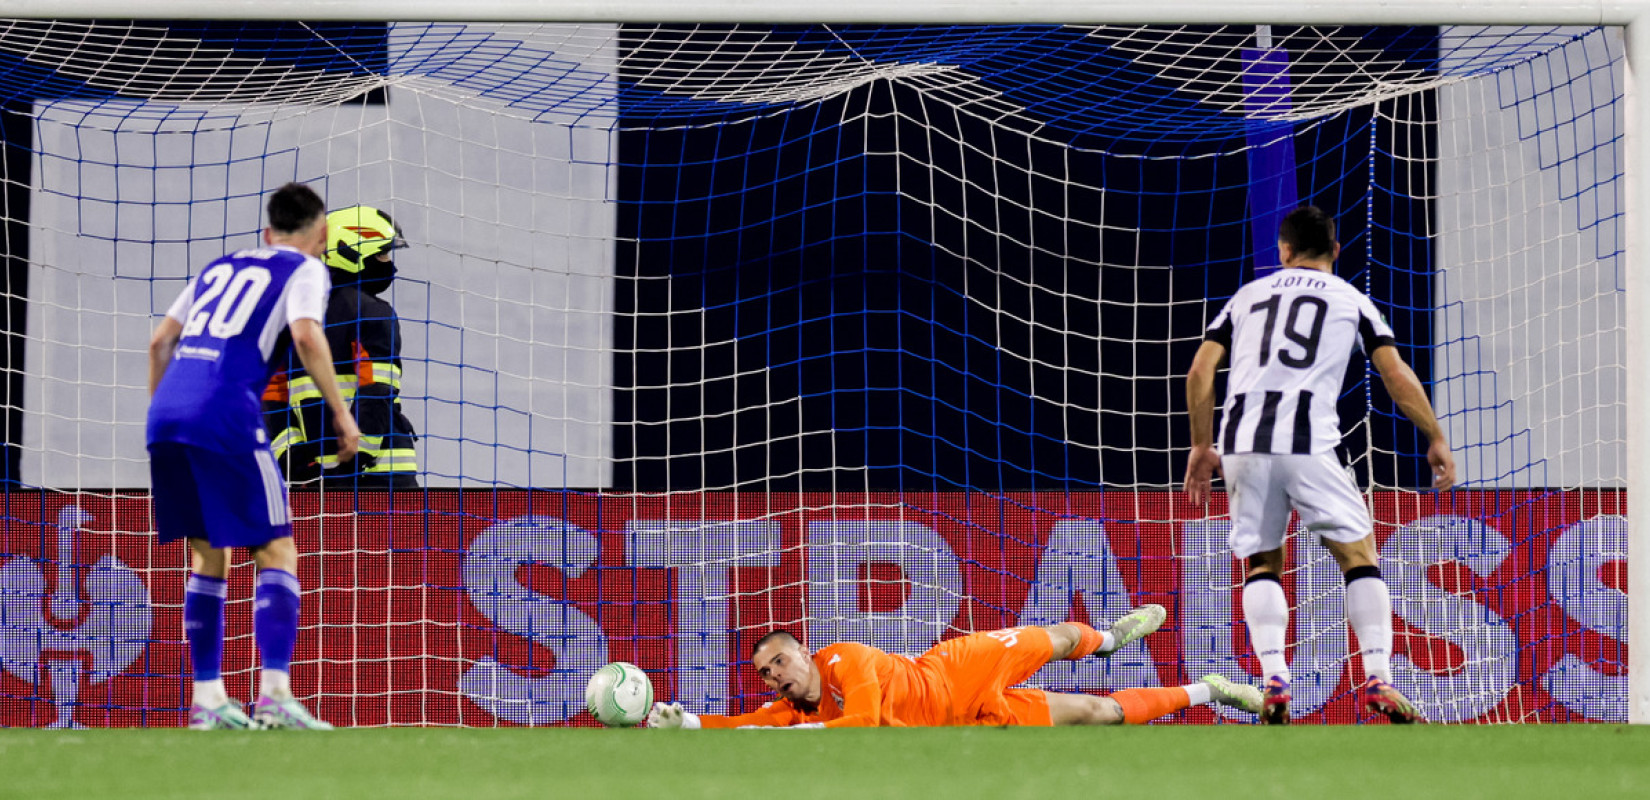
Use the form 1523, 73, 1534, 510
163, 277, 197, 323
285, 257, 331, 325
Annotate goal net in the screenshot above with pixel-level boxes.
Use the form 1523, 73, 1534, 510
0, 19, 1627, 726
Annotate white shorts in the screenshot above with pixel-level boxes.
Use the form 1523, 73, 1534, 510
1222, 452, 1372, 559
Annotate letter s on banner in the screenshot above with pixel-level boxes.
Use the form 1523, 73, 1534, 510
1542, 515, 1629, 721
460, 515, 608, 725
1383, 515, 1517, 723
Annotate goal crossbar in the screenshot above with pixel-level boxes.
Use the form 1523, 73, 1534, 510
0, 0, 1640, 25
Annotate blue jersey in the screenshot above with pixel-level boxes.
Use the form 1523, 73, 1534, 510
148, 245, 330, 453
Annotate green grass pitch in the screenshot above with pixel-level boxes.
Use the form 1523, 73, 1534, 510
2, 725, 1645, 799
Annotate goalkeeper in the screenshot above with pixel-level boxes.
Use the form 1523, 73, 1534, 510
647, 606, 1261, 729
265, 205, 419, 489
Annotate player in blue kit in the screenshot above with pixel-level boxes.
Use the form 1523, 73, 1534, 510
147, 182, 361, 730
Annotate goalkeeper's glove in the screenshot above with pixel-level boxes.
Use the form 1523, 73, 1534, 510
647, 702, 700, 729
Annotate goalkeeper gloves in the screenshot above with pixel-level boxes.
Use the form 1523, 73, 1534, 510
647, 702, 701, 730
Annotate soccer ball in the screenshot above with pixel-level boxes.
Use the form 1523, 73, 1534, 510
585, 661, 654, 727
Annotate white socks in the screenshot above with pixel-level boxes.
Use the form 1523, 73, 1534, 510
260, 669, 293, 702
193, 672, 296, 705
1098, 630, 1118, 654
1182, 682, 1213, 706
1242, 569, 1396, 685
1346, 575, 1394, 684
193, 678, 229, 708
1242, 578, 1291, 682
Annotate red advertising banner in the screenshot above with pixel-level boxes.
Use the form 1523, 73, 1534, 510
0, 490, 1627, 727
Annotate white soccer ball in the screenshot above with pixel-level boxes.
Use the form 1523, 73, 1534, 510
585, 661, 654, 727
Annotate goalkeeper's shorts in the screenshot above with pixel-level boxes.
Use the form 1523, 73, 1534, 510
924, 626, 1057, 726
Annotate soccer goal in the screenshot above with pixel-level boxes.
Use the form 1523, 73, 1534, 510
0, 0, 1643, 727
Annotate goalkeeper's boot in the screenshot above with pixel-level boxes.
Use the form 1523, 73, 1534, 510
1260, 676, 1291, 726
1362, 677, 1424, 724
188, 701, 255, 731
1200, 674, 1264, 715
1097, 604, 1167, 657
252, 696, 335, 730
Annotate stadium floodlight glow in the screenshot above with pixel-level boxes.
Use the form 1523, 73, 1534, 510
0, 0, 1642, 727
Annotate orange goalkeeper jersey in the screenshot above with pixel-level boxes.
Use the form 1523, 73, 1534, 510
698, 642, 956, 729
697, 626, 1064, 729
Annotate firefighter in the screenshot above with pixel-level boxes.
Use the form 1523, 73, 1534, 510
265, 205, 419, 489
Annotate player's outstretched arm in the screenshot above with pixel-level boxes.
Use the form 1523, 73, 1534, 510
147, 317, 184, 397
1183, 339, 1227, 505
1370, 345, 1455, 490
649, 701, 817, 729
291, 317, 362, 464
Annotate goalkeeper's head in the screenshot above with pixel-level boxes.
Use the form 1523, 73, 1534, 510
751, 630, 820, 706
324, 205, 406, 296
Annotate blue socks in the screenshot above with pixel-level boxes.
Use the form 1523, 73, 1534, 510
185, 569, 302, 704
183, 573, 227, 682
254, 569, 301, 676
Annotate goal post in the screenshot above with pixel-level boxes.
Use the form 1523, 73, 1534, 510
1626, 14, 1650, 727
0, 1, 1642, 726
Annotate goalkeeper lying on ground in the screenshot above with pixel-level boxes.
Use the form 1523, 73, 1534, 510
648, 606, 1262, 729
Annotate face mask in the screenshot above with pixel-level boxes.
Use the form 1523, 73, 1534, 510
359, 256, 398, 296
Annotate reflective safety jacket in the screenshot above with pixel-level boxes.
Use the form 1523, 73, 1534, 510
264, 286, 419, 488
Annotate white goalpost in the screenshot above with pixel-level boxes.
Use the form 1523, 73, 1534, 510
0, 0, 1641, 727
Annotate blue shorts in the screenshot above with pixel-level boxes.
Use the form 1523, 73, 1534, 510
149, 442, 291, 549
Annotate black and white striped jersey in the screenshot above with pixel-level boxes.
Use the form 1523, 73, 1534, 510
1204, 268, 1397, 455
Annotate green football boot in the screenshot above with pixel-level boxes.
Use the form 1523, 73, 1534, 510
1097, 604, 1167, 656
252, 696, 335, 730
188, 701, 256, 731
1200, 674, 1264, 715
